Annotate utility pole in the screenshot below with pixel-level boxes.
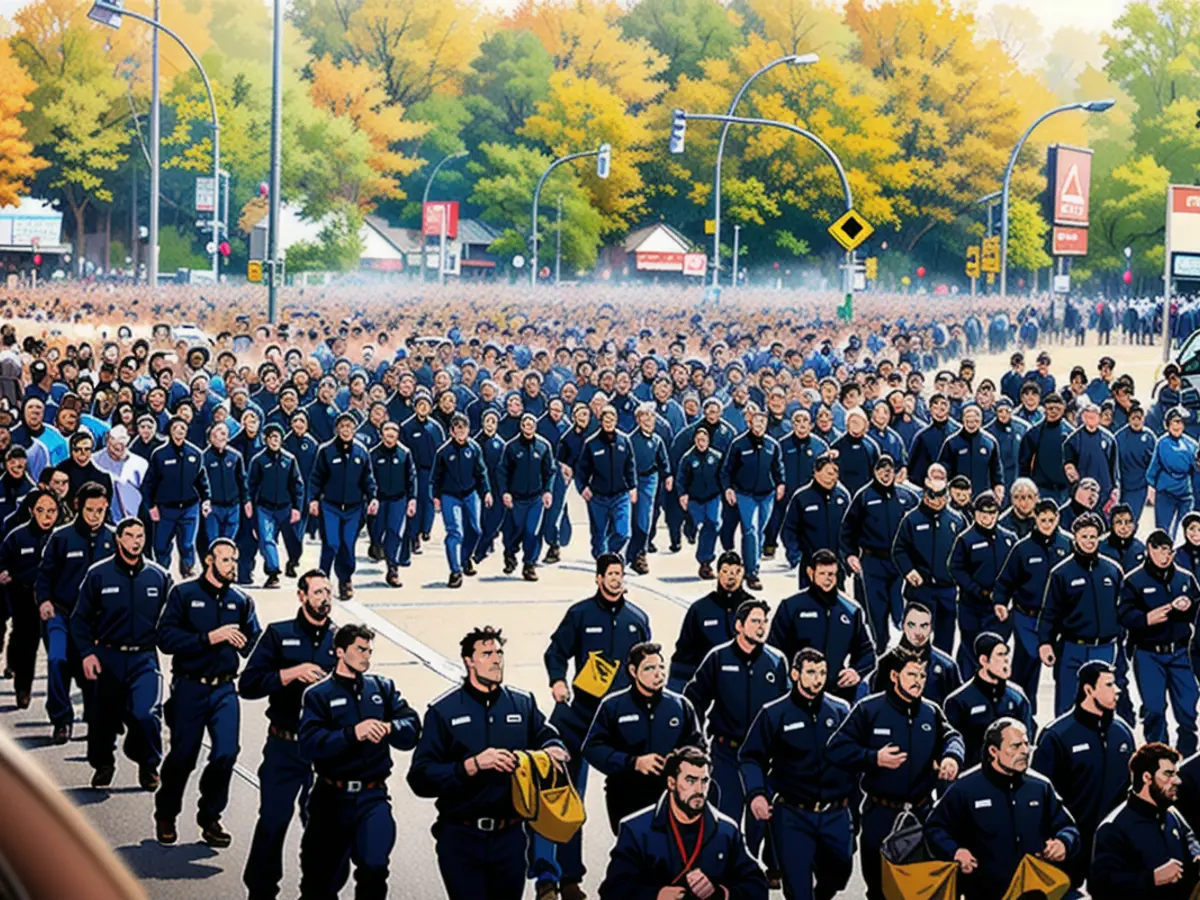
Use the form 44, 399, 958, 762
266, 0, 284, 323
554, 195, 563, 285
148, 0, 159, 286
731, 224, 740, 287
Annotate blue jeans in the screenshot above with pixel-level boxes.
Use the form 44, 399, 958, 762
627, 473, 659, 560
502, 497, 544, 565
687, 497, 721, 563
369, 498, 408, 568
540, 477, 571, 548
245, 736, 314, 900
43, 612, 90, 726
256, 506, 293, 576
155, 502, 200, 571
1123, 486, 1147, 525
1055, 640, 1117, 716
1156, 491, 1191, 539
205, 503, 240, 546
1134, 646, 1199, 756
735, 492, 775, 576
475, 493, 505, 563
586, 493, 631, 559
442, 494, 481, 574
156, 679, 240, 824
319, 504, 364, 584
401, 468, 434, 563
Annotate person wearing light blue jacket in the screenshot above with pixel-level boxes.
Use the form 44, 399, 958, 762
1146, 407, 1200, 538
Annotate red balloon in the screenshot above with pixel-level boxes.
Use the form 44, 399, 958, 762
32, 254, 42, 266
1123, 269, 1133, 285
916, 266, 926, 278
218, 241, 231, 258
259, 182, 269, 197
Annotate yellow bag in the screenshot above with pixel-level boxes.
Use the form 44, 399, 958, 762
572, 650, 619, 699
511, 750, 586, 844
1000, 855, 1070, 900
880, 858, 958, 900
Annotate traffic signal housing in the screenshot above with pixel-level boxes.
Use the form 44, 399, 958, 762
669, 109, 687, 154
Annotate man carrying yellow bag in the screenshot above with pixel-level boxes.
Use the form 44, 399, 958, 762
925, 716, 1078, 900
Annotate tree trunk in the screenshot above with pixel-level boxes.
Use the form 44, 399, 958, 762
104, 206, 111, 274
73, 205, 86, 278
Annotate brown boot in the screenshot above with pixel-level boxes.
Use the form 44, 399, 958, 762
698, 561, 714, 580
522, 564, 538, 582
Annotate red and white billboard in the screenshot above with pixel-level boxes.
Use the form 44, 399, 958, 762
635, 251, 684, 271
1052, 226, 1089, 256
1170, 186, 1200, 253
422, 201, 459, 239
682, 252, 707, 277
1047, 145, 1093, 227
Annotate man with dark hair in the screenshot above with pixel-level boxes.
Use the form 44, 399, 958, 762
1119, 529, 1200, 755
1091, 743, 1200, 899
908, 393, 959, 486
869, 601, 963, 705
827, 654, 965, 899
409, 626, 566, 900
1038, 512, 1124, 715
1032, 660, 1134, 892
685, 598, 788, 857
723, 409, 786, 590
769, 548, 875, 701
145, 417, 211, 578
241, 569, 337, 900
599, 746, 768, 900
70, 517, 172, 790
538, 552, 651, 898
35, 481, 114, 743
298, 622, 420, 899
433, 411, 493, 589
781, 453, 851, 583
927, 718, 1077, 900
59, 430, 114, 508
154, 537, 261, 847
248, 423, 305, 590
497, 411, 556, 582
1059, 477, 1104, 534
583, 640, 705, 831
950, 492, 1017, 674
576, 405, 637, 560
1019, 393, 1071, 505
938, 404, 1003, 501
308, 412, 378, 600
740, 647, 855, 900
943, 633, 1033, 764
668, 550, 754, 692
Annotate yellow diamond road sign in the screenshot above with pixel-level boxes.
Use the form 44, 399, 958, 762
828, 209, 874, 252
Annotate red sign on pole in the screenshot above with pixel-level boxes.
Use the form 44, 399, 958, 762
682, 253, 707, 277
422, 201, 459, 239
1052, 225, 1089, 256
1047, 145, 1093, 227
1172, 186, 1200, 214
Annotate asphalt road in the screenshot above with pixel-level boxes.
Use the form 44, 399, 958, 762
0, 338, 1158, 899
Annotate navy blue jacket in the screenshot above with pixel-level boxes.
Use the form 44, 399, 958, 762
0, 472, 34, 531
576, 431, 636, 497
1063, 425, 1120, 499
70, 555, 172, 657
1118, 561, 1200, 648
779, 433, 828, 493
1019, 418, 1071, 494
284, 433, 320, 502
1115, 425, 1155, 493
892, 503, 966, 586
985, 417, 1027, 489
826, 690, 965, 803
598, 798, 768, 900
950, 524, 1017, 610
684, 640, 789, 742
1037, 549, 1123, 645
248, 447, 304, 510
739, 690, 853, 804
0, 520, 55, 587
997, 507, 1035, 540
767, 587, 875, 677
1032, 706, 1135, 838
840, 480, 919, 559
407, 682, 562, 821
145, 440, 210, 507
628, 429, 669, 481
994, 529, 1072, 615
926, 766, 1079, 900
310, 437, 376, 508
723, 433, 785, 498
398, 415, 445, 471
303, 400, 338, 445
239, 612, 337, 731
781, 482, 851, 570
298, 671, 420, 781
497, 434, 555, 499
156, 577, 261, 678
909, 418, 958, 485
668, 586, 753, 686
829, 433, 879, 497
938, 427, 1002, 495
203, 446, 248, 507
868, 642, 962, 706
369, 441, 417, 501
943, 675, 1033, 764
676, 446, 724, 502
35, 519, 116, 614
432, 437, 491, 500
1099, 533, 1145, 575
1091, 796, 1200, 900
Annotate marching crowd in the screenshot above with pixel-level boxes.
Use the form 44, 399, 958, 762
1, 284, 1200, 900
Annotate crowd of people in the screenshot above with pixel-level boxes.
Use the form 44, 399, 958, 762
1, 282, 1200, 900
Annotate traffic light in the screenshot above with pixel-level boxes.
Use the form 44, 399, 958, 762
596, 143, 611, 179
965, 245, 981, 278
864, 257, 878, 280
669, 109, 687, 154
1196, 107, 1200, 129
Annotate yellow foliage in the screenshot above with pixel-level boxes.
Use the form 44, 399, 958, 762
0, 41, 46, 207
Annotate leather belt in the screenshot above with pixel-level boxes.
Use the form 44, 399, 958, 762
455, 817, 522, 832
269, 724, 298, 742
321, 501, 363, 512
1066, 636, 1117, 647
179, 672, 236, 687
100, 643, 154, 653
318, 776, 385, 793
158, 500, 197, 510
1013, 604, 1040, 618
1137, 639, 1189, 655
713, 735, 742, 749
869, 795, 931, 811
778, 796, 849, 813
861, 548, 891, 560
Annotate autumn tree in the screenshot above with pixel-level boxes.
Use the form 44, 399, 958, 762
0, 42, 46, 207
620, 0, 744, 84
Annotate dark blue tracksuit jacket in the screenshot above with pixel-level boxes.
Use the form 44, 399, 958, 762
145, 440, 211, 507
1037, 550, 1123, 645
497, 434, 555, 498
891, 503, 966, 586
1091, 796, 1200, 900
739, 690, 853, 804
35, 520, 116, 614
840, 480, 919, 559
668, 586, 754, 687
943, 676, 1034, 764
432, 438, 491, 499
156, 578, 261, 678
369, 441, 417, 501
684, 640, 789, 742
248, 448, 304, 510
1063, 425, 1121, 499
70, 555, 173, 657
938, 427, 1002, 495
628, 429, 669, 482
1019, 418, 1071, 495
994, 529, 1072, 616
309, 438, 377, 508
399, 416, 445, 473
950, 524, 1017, 611
676, 447, 724, 501
767, 587, 875, 678
576, 431, 636, 497
203, 446, 249, 507
723, 433, 785, 498
239, 612, 337, 731
779, 433, 828, 494
829, 433, 879, 497
1115, 426, 1155, 494
781, 482, 852, 570
1118, 562, 1200, 650
908, 418, 958, 485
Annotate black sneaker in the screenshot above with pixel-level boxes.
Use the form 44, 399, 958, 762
522, 565, 539, 582
139, 764, 160, 792
669, 543, 682, 553
367, 543, 383, 562
647, 541, 658, 554
262, 573, 281, 590
200, 818, 232, 849
746, 575, 764, 591
503, 554, 518, 574
544, 545, 561, 564
91, 766, 116, 789
761, 544, 777, 559
386, 568, 402, 588
698, 562, 714, 580
156, 818, 177, 845
285, 561, 298, 578
180, 565, 195, 579
338, 582, 354, 601
448, 572, 464, 589
15, 692, 30, 709
421, 531, 431, 542
52, 723, 72, 745
463, 559, 477, 577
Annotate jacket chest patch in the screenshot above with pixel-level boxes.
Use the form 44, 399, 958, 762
618, 714, 640, 724
450, 716, 471, 726
784, 721, 805, 732
329, 698, 348, 707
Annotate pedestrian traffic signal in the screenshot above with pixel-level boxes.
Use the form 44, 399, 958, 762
864, 257, 878, 280
248, 260, 263, 282
596, 143, 611, 180
669, 109, 687, 154
965, 245, 981, 278
981, 236, 1001, 273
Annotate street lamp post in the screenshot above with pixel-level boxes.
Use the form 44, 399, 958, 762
420, 150, 467, 283
150, 0, 159, 286
711, 53, 818, 289
90, 0, 221, 286
267, 0, 283, 321
999, 99, 1114, 297
531, 146, 608, 288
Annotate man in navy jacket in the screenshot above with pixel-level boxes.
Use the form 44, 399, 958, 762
145, 417, 210, 577
308, 413, 378, 600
